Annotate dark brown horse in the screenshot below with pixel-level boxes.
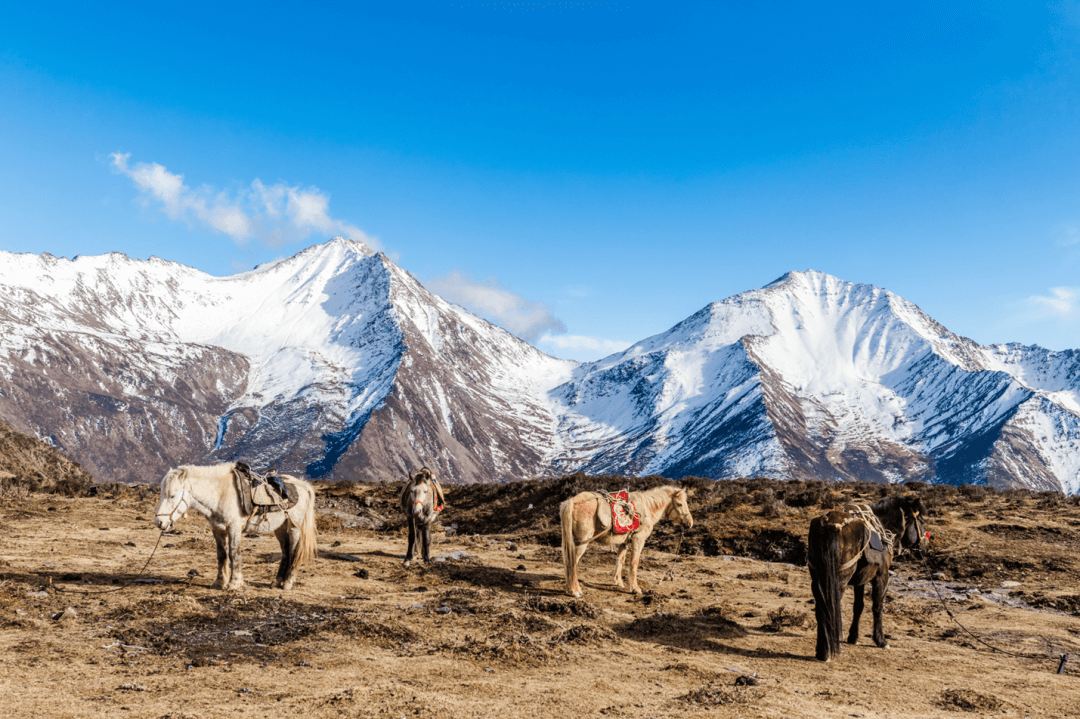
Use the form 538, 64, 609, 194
807, 494, 929, 662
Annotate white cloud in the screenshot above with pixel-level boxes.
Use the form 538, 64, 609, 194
110, 153, 377, 249
1027, 287, 1080, 318
425, 270, 567, 343
539, 333, 631, 356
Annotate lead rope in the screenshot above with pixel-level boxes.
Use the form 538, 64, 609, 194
54, 529, 168, 595
918, 550, 1062, 666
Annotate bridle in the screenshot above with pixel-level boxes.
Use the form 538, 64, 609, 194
666, 491, 692, 525
155, 474, 192, 527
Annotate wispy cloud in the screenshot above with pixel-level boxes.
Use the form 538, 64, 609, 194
425, 271, 567, 343
1026, 286, 1080, 318
539, 333, 631, 357
1053, 223, 1080, 247
110, 153, 376, 249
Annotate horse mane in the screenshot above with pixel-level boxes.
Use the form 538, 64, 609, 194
872, 493, 929, 518
636, 484, 681, 511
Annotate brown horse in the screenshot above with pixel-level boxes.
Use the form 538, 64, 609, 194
399, 467, 445, 566
560, 485, 693, 597
807, 494, 929, 661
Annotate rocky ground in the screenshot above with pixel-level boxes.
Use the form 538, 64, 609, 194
2, 475, 1079, 718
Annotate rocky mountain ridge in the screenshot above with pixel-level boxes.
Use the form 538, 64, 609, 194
0, 241, 1077, 492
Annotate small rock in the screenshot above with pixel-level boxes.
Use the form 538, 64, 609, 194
99, 527, 110, 531
1000, 581, 1021, 588
415, 586, 429, 592
353, 569, 369, 579
118, 683, 145, 692
437, 606, 452, 614
515, 565, 526, 571
52, 607, 77, 622
332, 540, 342, 548
47, 507, 56, 512
187, 569, 200, 577
734, 675, 759, 686
507, 543, 518, 551
125, 542, 136, 547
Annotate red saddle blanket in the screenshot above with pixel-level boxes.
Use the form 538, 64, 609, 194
608, 491, 640, 534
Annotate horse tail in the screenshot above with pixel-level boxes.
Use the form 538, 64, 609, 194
560, 497, 579, 595
809, 515, 844, 661
289, 481, 318, 568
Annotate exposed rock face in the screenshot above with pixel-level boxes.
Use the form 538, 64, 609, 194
0, 417, 95, 493
0, 243, 1078, 492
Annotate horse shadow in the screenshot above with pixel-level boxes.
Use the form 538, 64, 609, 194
611, 611, 816, 661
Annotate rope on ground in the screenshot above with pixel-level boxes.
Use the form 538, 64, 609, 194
920, 551, 1065, 668
53, 529, 167, 595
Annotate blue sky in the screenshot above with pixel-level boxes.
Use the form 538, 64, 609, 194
3, 2, 1080, 360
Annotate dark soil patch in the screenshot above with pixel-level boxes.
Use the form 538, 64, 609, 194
938, 688, 1004, 712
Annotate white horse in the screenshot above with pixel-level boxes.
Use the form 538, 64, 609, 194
560, 485, 693, 597
154, 462, 317, 591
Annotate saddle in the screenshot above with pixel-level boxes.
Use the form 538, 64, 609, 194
843, 503, 895, 568
233, 462, 298, 517
596, 489, 640, 534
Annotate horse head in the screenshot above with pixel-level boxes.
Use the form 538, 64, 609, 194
154, 467, 190, 531
406, 467, 435, 519
901, 496, 930, 553
665, 487, 694, 529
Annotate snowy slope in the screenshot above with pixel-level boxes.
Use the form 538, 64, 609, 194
0, 244, 1077, 491
550, 270, 1080, 492
0, 239, 573, 482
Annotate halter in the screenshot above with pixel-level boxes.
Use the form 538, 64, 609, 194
155, 475, 192, 526
411, 475, 443, 512
667, 492, 692, 524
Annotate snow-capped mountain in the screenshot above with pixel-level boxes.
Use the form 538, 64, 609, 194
0, 239, 573, 483
551, 270, 1080, 493
0, 242, 1077, 492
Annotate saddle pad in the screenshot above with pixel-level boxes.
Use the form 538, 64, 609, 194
868, 529, 884, 552
609, 491, 640, 534
252, 480, 297, 508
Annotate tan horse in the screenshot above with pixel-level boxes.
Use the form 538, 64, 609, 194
560, 485, 693, 597
154, 462, 317, 591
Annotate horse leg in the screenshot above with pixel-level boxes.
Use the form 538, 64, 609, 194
847, 582, 864, 645
612, 543, 629, 588
420, 520, 432, 563
211, 527, 229, 589
281, 524, 303, 590
223, 523, 244, 591
871, 571, 890, 648
404, 516, 417, 566
271, 524, 291, 589
627, 533, 648, 594
570, 540, 590, 597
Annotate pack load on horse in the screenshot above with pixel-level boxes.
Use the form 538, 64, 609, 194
400, 466, 445, 565
560, 484, 693, 597
807, 494, 929, 661
154, 462, 317, 591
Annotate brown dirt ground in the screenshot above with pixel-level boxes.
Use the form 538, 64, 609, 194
2, 476, 1080, 718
